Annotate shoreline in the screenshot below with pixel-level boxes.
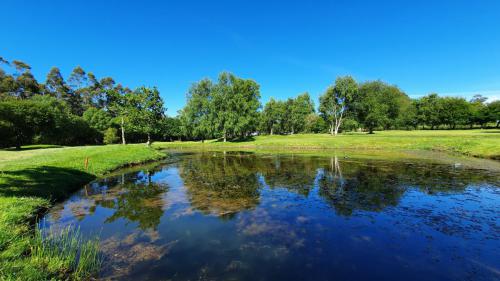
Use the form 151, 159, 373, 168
0, 144, 167, 280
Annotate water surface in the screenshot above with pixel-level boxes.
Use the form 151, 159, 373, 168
41, 152, 500, 281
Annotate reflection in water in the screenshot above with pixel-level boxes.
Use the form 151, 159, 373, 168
318, 156, 405, 215
41, 152, 500, 281
179, 153, 260, 218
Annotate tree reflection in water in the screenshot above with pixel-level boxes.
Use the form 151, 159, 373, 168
318, 156, 405, 216
52, 167, 169, 231
179, 152, 261, 218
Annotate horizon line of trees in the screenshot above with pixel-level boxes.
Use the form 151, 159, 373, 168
180, 74, 499, 141
1, 56, 499, 148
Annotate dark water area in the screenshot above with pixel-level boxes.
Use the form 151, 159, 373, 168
41, 152, 500, 281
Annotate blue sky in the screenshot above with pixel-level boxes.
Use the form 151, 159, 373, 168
2, 0, 500, 115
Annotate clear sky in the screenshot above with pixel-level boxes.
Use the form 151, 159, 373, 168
2, 0, 500, 115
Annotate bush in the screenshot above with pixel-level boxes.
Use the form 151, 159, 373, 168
341, 118, 359, 132
103, 127, 119, 144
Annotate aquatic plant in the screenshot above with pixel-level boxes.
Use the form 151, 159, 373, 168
31, 225, 101, 280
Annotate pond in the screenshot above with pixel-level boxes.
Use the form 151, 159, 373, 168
41, 151, 500, 281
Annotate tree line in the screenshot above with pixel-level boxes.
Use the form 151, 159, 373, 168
1, 56, 499, 148
180, 74, 499, 140
0, 57, 165, 148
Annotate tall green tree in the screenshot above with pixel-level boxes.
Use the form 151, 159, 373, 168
355, 81, 396, 133
439, 97, 471, 129
486, 100, 500, 127
68, 66, 93, 112
0, 97, 51, 149
45, 67, 83, 114
82, 107, 113, 132
319, 76, 358, 136
179, 79, 215, 141
212, 73, 261, 141
469, 95, 488, 128
288, 92, 315, 134
107, 86, 133, 144
0, 59, 17, 97
130, 86, 165, 145
415, 93, 442, 129
260, 98, 286, 135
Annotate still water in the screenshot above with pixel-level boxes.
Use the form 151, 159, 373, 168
41, 152, 500, 281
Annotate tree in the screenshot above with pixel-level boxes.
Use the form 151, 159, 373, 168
355, 81, 395, 133
181, 73, 261, 142
45, 67, 69, 98
439, 97, 471, 129
1, 60, 40, 98
107, 87, 131, 144
397, 100, 418, 130
103, 128, 119, 144
212, 72, 261, 141
0, 98, 51, 149
82, 107, 113, 132
260, 98, 286, 135
319, 76, 358, 136
0, 66, 17, 97
486, 100, 500, 127
303, 113, 327, 133
288, 93, 315, 134
160, 117, 182, 141
0, 96, 94, 148
11, 60, 31, 76
15, 71, 40, 98
415, 93, 442, 129
469, 95, 488, 128
44, 67, 83, 114
130, 86, 165, 145
68, 66, 93, 112
179, 79, 215, 141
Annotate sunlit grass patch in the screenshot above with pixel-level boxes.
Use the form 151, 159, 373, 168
154, 130, 500, 159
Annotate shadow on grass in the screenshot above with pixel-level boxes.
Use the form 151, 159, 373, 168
0, 166, 95, 200
2, 145, 64, 151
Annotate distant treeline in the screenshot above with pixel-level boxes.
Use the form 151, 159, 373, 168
0, 57, 499, 147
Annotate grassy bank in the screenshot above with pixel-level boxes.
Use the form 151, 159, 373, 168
154, 130, 500, 160
0, 144, 166, 280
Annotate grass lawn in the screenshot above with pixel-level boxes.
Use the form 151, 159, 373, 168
154, 129, 500, 160
0, 144, 165, 280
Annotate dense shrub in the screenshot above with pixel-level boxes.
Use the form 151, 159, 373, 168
103, 127, 119, 144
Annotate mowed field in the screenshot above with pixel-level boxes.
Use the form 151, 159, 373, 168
154, 130, 500, 160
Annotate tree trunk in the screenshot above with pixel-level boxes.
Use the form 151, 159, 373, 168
223, 131, 227, 142
369, 127, 374, 134
121, 117, 126, 145
270, 127, 273, 135
330, 122, 334, 136
146, 133, 151, 146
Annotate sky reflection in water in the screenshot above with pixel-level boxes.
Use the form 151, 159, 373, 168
41, 152, 500, 281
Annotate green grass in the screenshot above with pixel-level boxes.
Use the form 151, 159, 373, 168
0, 144, 166, 280
154, 129, 500, 160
